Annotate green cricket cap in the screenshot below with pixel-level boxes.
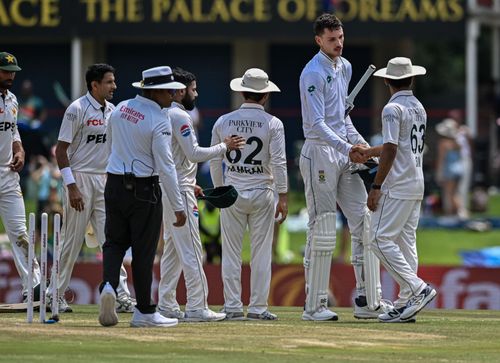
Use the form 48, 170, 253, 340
198, 185, 238, 209
0, 52, 21, 72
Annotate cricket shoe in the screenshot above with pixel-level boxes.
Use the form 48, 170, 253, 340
158, 308, 185, 321
98, 282, 118, 327
116, 294, 136, 313
247, 311, 278, 321
378, 306, 404, 323
220, 307, 245, 321
184, 308, 226, 322
378, 307, 416, 323
47, 295, 73, 313
130, 309, 178, 328
353, 296, 393, 319
400, 285, 437, 321
302, 306, 339, 321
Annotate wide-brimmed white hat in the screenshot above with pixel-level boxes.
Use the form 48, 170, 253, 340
230, 68, 280, 93
374, 57, 426, 80
435, 118, 458, 138
132, 66, 186, 90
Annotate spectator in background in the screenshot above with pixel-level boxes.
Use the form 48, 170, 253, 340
435, 118, 464, 216
448, 109, 473, 219
18, 79, 47, 129
16, 80, 49, 195
29, 146, 62, 218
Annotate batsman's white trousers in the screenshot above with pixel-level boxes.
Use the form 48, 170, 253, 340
50, 172, 130, 298
0, 167, 40, 295
299, 140, 368, 297
221, 188, 274, 314
370, 194, 426, 303
158, 188, 208, 311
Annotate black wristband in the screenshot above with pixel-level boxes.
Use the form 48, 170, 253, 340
371, 183, 381, 190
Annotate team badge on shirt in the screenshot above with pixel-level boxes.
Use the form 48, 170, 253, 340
180, 124, 191, 137
318, 170, 326, 183
193, 205, 199, 218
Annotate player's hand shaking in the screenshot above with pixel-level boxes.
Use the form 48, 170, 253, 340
349, 144, 370, 163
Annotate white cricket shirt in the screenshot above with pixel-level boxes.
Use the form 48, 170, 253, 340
58, 92, 114, 174
0, 90, 21, 167
381, 90, 427, 200
165, 102, 226, 191
210, 103, 287, 194
300, 51, 367, 155
107, 95, 183, 211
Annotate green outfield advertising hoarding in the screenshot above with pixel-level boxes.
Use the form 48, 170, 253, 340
0, 0, 464, 39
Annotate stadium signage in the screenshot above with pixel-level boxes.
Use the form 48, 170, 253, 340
334, 0, 464, 22
1, 261, 499, 309
0, 0, 464, 38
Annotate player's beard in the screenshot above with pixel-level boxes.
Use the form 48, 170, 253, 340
0, 79, 13, 90
182, 93, 196, 111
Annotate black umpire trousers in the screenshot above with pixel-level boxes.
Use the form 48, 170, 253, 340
102, 173, 162, 314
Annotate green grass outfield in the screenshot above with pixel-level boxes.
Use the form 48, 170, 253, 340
1, 306, 499, 362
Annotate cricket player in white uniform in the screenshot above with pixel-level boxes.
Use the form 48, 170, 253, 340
299, 14, 390, 321
210, 68, 288, 320
51, 64, 133, 312
363, 57, 437, 323
0, 52, 41, 301
158, 68, 244, 322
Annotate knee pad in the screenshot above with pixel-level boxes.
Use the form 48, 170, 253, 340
304, 212, 335, 313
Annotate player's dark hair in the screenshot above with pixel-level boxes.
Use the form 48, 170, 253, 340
386, 77, 413, 89
242, 92, 266, 102
314, 13, 343, 36
173, 67, 196, 86
86, 63, 115, 92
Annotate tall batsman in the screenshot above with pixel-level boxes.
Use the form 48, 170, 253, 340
298, 14, 390, 321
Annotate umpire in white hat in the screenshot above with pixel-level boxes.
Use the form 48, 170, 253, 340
99, 66, 187, 328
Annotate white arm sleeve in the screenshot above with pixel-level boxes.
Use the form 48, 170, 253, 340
152, 119, 184, 211
301, 71, 352, 155
171, 111, 226, 163
209, 118, 224, 187
269, 118, 288, 194
345, 115, 368, 146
